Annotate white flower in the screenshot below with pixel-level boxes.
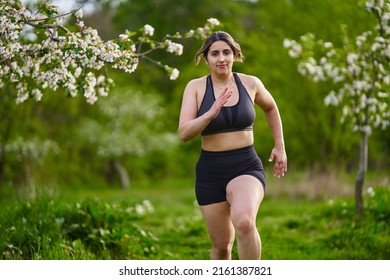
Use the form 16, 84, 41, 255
347, 53, 358, 64
284, 39, 302, 58
324, 42, 333, 48
86, 94, 98, 105
165, 39, 183, 56
207, 18, 220, 26
324, 91, 339, 106
283, 38, 293, 48
135, 204, 146, 215
143, 24, 154, 36
170, 68, 179, 80
142, 200, 154, 213
119, 34, 128, 41
74, 67, 82, 78
32, 88, 42, 101
130, 44, 136, 52
366, 187, 375, 197
75, 9, 83, 19
97, 75, 105, 85
197, 27, 205, 37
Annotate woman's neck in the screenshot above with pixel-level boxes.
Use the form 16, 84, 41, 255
211, 72, 234, 88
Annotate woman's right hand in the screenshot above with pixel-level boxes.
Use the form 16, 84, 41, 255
208, 86, 232, 119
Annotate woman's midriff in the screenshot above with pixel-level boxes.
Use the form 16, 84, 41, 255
201, 130, 254, 152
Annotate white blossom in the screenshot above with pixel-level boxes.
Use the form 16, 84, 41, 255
283, 38, 293, 48
324, 42, 333, 48
0, 1, 220, 104
119, 34, 128, 41
283, 39, 302, 58
324, 91, 340, 106
347, 53, 358, 64
169, 68, 179, 80
75, 8, 83, 19
207, 18, 220, 26
143, 24, 154, 36
165, 40, 183, 56
283, 0, 389, 133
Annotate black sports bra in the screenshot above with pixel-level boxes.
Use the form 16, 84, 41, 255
197, 73, 255, 136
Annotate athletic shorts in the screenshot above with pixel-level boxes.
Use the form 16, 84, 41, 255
195, 145, 266, 206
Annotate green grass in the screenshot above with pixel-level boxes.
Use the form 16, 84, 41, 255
0, 177, 389, 260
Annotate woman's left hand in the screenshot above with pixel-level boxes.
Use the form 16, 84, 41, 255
269, 147, 287, 178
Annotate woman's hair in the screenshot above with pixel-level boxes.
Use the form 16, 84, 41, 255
195, 31, 244, 65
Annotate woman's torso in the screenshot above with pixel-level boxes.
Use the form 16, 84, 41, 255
196, 72, 257, 152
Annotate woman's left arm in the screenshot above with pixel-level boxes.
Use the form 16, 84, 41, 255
253, 77, 287, 178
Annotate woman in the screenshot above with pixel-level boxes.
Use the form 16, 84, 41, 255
178, 31, 287, 260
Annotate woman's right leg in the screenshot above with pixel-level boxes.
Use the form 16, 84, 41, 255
199, 201, 235, 260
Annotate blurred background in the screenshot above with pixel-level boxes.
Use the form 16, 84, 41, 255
1, 0, 388, 196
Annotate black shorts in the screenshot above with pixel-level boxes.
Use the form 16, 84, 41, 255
195, 145, 266, 206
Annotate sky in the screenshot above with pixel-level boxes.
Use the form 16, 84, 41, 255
21, 0, 95, 14
52, 0, 75, 10
52, 0, 94, 14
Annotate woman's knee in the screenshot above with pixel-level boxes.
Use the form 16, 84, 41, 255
233, 215, 256, 236
212, 239, 234, 255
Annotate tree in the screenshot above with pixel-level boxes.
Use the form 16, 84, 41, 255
77, 89, 178, 188
283, 0, 389, 217
0, 0, 221, 104
0, 0, 220, 188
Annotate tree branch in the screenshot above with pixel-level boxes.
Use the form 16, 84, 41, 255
137, 44, 165, 57
24, 0, 88, 23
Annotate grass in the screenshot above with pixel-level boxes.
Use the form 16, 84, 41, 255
0, 174, 389, 260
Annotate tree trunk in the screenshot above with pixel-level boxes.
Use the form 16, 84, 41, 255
355, 131, 368, 218
0, 145, 4, 182
109, 159, 130, 189
21, 159, 36, 200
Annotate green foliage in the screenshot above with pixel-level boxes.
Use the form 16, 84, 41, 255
1, 180, 389, 260
59, 198, 158, 259
261, 185, 390, 259
0, 190, 159, 259
317, 186, 390, 259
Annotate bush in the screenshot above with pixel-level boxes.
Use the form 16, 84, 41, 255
0, 192, 158, 260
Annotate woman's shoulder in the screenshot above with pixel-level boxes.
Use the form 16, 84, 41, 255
187, 76, 207, 85
183, 76, 208, 97
185, 76, 208, 91
235, 72, 261, 88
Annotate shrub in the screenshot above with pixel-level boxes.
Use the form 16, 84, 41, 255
0, 192, 158, 259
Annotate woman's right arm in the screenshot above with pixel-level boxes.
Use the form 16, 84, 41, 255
178, 80, 231, 143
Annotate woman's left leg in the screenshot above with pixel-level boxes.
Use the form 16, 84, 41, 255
226, 175, 264, 260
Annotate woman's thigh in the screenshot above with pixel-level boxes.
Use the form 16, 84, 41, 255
226, 175, 264, 221
199, 201, 235, 245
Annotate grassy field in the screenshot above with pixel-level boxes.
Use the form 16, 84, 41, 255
0, 174, 389, 260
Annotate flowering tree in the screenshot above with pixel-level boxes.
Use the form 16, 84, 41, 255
0, 0, 221, 104
283, 0, 389, 217
77, 89, 178, 188
5, 137, 59, 190
0, 0, 221, 189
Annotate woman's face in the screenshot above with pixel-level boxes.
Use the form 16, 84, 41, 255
206, 40, 234, 74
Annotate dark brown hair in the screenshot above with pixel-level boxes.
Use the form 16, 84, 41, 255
195, 31, 244, 65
